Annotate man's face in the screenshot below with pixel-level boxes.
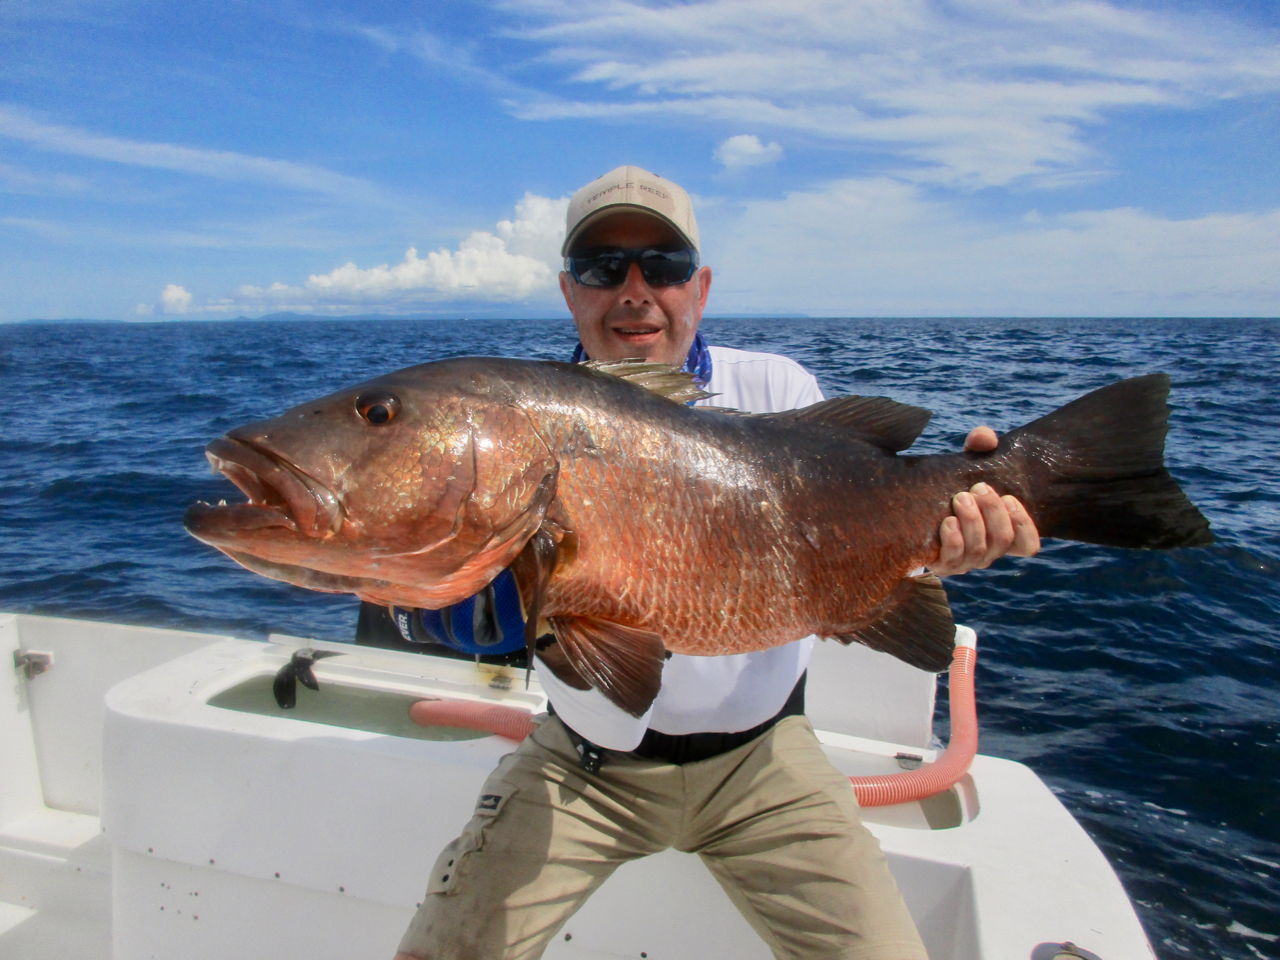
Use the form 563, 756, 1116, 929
559, 211, 712, 366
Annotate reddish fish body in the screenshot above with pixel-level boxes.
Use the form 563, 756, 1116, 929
185, 358, 1211, 715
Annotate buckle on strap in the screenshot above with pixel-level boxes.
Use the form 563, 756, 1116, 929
548, 705, 608, 774
574, 739, 605, 774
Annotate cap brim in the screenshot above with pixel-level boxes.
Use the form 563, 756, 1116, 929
561, 205, 698, 257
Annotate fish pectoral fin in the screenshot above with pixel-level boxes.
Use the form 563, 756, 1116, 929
533, 636, 592, 691
512, 525, 559, 689
760, 396, 931, 452
550, 616, 666, 717
828, 573, 955, 673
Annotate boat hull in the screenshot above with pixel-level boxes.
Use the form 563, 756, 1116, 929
0, 613, 1154, 960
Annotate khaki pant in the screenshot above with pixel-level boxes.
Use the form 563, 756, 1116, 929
398, 715, 927, 960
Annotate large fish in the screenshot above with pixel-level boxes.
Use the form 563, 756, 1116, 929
185, 359, 1212, 716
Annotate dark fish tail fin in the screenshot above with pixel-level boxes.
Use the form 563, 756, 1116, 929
1003, 373, 1213, 549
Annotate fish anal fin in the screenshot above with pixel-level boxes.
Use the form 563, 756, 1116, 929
550, 615, 666, 717
763, 396, 932, 452
829, 573, 954, 673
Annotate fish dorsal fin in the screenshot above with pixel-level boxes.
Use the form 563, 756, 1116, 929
549, 615, 667, 717
763, 396, 931, 452
828, 572, 955, 672
583, 359, 712, 405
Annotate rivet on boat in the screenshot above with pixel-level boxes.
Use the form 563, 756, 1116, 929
1031, 942, 1104, 960
895, 752, 923, 770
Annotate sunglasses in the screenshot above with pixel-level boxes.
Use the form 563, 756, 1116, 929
566, 246, 699, 288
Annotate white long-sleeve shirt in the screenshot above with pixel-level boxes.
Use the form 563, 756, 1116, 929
535, 346, 826, 750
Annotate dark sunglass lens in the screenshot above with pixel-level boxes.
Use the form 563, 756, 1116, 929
570, 247, 695, 287
574, 253, 628, 287
637, 252, 691, 285
639, 249, 694, 286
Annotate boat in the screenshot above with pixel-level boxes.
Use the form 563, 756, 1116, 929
2, 610, 1154, 959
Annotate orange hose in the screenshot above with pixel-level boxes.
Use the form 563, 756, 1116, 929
848, 642, 978, 807
408, 699, 537, 741
407, 641, 978, 810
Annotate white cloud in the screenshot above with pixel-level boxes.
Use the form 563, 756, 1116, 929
160, 283, 193, 314
706, 178, 1280, 315
0, 106, 375, 197
0, 216, 76, 241
505, 0, 1280, 188
715, 134, 783, 168
343, 23, 541, 103
157, 180, 1280, 317
0, 160, 89, 195
225, 193, 569, 312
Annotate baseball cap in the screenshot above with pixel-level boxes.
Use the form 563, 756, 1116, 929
561, 165, 700, 256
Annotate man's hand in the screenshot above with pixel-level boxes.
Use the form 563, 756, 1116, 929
927, 426, 1041, 577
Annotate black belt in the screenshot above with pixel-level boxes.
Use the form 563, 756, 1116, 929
553, 673, 807, 772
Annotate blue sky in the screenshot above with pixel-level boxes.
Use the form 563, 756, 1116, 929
2, 0, 1277, 320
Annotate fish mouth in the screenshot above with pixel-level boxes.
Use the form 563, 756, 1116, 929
186, 437, 344, 540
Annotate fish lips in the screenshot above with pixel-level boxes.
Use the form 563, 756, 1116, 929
185, 437, 344, 543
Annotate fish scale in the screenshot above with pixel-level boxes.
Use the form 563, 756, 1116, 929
557, 424, 923, 665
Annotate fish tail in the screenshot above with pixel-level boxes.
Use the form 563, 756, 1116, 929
1000, 373, 1212, 549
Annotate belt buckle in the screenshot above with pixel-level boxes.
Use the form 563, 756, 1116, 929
575, 739, 604, 774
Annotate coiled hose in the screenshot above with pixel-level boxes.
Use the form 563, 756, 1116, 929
407, 634, 978, 809
847, 635, 977, 806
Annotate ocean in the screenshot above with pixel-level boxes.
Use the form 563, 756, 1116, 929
1, 316, 1277, 958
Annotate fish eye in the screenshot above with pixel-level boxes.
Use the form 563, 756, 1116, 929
355, 392, 400, 425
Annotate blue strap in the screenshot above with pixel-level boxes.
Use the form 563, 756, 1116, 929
393, 568, 527, 656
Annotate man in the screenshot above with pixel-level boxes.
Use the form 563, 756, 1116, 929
393, 166, 1039, 960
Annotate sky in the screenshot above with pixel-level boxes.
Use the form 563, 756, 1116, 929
1, 0, 1278, 321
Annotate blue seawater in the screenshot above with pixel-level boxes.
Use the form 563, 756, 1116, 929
1, 317, 1277, 958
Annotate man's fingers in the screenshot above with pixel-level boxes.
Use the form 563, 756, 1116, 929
972, 482, 1014, 566
933, 515, 964, 575
954, 489, 988, 562
931, 483, 1036, 576
928, 492, 983, 577
1003, 495, 1041, 557
929, 482, 1043, 576
963, 425, 999, 453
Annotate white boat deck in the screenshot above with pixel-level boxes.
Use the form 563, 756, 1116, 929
1, 612, 1155, 959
